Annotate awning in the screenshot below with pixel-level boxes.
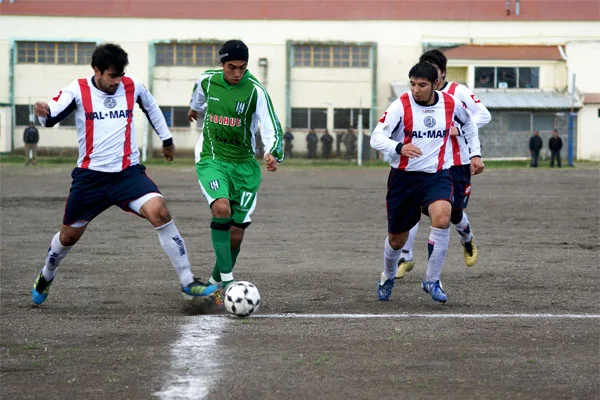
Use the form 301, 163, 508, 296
473, 90, 581, 110
442, 45, 565, 61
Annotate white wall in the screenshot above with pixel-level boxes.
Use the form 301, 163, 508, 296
578, 104, 600, 160
1, 15, 599, 156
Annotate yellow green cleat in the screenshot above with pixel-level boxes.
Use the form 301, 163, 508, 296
462, 237, 478, 267
395, 258, 415, 279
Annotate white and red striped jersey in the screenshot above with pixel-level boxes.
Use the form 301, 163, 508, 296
371, 91, 481, 173
442, 81, 490, 165
38, 75, 172, 173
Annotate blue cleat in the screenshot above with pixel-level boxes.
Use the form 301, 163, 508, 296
32, 271, 54, 305
421, 280, 447, 303
181, 278, 219, 299
377, 273, 395, 301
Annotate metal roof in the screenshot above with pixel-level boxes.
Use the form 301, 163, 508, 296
473, 90, 582, 110
389, 83, 581, 110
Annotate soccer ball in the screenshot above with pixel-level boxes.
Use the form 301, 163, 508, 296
224, 281, 261, 317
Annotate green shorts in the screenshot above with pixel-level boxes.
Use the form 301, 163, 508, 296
196, 158, 262, 225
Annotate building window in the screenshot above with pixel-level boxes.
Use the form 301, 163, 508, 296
17, 42, 96, 64
507, 112, 556, 132
334, 108, 371, 130
292, 45, 370, 68
155, 43, 220, 66
475, 67, 540, 89
15, 105, 32, 125
291, 108, 327, 129
161, 106, 191, 127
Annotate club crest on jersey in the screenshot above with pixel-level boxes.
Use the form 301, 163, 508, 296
209, 180, 220, 191
104, 97, 117, 109
235, 102, 246, 115
424, 116, 436, 128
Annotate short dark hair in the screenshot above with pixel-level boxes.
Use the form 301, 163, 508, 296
408, 61, 439, 83
419, 49, 448, 73
91, 43, 129, 75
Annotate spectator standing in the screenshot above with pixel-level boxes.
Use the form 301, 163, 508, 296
529, 130, 543, 167
320, 129, 333, 159
548, 129, 563, 168
23, 122, 39, 166
306, 128, 318, 158
344, 127, 357, 159
336, 130, 345, 157
283, 127, 294, 159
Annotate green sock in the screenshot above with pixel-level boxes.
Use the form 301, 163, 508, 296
211, 217, 233, 283
211, 247, 241, 283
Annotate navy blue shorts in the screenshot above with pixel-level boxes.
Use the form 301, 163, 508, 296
386, 168, 453, 234
449, 164, 472, 210
63, 164, 161, 226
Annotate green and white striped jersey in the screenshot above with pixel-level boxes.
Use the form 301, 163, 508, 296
190, 69, 284, 163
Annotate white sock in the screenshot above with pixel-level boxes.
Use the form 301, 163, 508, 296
383, 237, 402, 279
42, 232, 73, 281
424, 227, 450, 282
400, 222, 419, 260
156, 220, 194, 287
453, 212, 473, 243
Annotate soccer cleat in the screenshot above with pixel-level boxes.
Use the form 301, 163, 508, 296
462, 237, 478, 267
32, 271, 54, 305
421, 280, 447, 303
377, 273, 395, 301
213, 287, 225, 310
181, 278, 219, 299
395, 258, 415, 279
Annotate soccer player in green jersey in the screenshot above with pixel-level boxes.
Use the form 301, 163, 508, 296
187, 39, 284, 301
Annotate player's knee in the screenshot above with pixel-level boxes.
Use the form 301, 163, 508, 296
451, 209, 463, 225
210, 199, 231, 218
388, 234, 405, 250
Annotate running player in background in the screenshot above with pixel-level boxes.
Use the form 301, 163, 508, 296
396, 49, 491, 279
371, 61, 484, 302
31, 43, 218, 306
188, 39, 284, 304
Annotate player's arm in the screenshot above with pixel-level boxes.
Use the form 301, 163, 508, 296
455, 105, 484, 175
256, 88, 284, 170
458, 85, 491, 128
136, 81, 175, 161
370, 100, 421, 158
35, 82, 78, 127
188, 78, 208, 122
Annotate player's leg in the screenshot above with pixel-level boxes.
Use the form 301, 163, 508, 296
378, 169, 421, 301
117, 165, 217, 298
420, 171, 453, 303
450, 165, 477, 267
33, 167, 108, 305
396, 223, 418, 279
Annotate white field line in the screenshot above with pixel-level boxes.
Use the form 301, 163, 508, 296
155, 316, 228, 400
254, 313, 600, 319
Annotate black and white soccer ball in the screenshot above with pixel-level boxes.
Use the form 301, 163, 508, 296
224, 281, 261, 317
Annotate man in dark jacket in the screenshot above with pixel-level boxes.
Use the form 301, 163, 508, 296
548, 129, 563, 168
306, 128, 318, 158
23, 122, 39, 165
529, 130, 543, 167
320, 129, 333, 159
283, 127, 294, 159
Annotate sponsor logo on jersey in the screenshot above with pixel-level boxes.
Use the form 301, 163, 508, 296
52, 91, 63, 102
104, 97, 117, 108
470, 94, 481, 104
209, 97, 220, 101
379, 112, 387, 123
405, 129, 450, 139
235, 101, 246, 115
85, 109, 133, 120
209, 180, 220, 191
208, 113, 242, 127
424, 116, 436, 128
422, 109, 435, 114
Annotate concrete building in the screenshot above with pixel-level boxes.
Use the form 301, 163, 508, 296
0, 0, 599, 159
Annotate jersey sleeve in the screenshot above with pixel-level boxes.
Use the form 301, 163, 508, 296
456, 84, 491, 129
134, 79, 172, 141
39, 80, 79, 127
256, 87, 284, 162
370, 98, 404, 154
189, 76, 209, 113
454, 103, 481, 158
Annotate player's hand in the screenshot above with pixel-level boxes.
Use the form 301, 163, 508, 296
34, 102, 50, 117
400, 143, 422, 158
162, 144, 175, 162
264, 153, 278, 171
450, 126, 460, 136
188, 109, 199, 122
470, 157, 485, 175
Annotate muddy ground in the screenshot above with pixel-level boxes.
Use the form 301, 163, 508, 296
1, 162, 598, 399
